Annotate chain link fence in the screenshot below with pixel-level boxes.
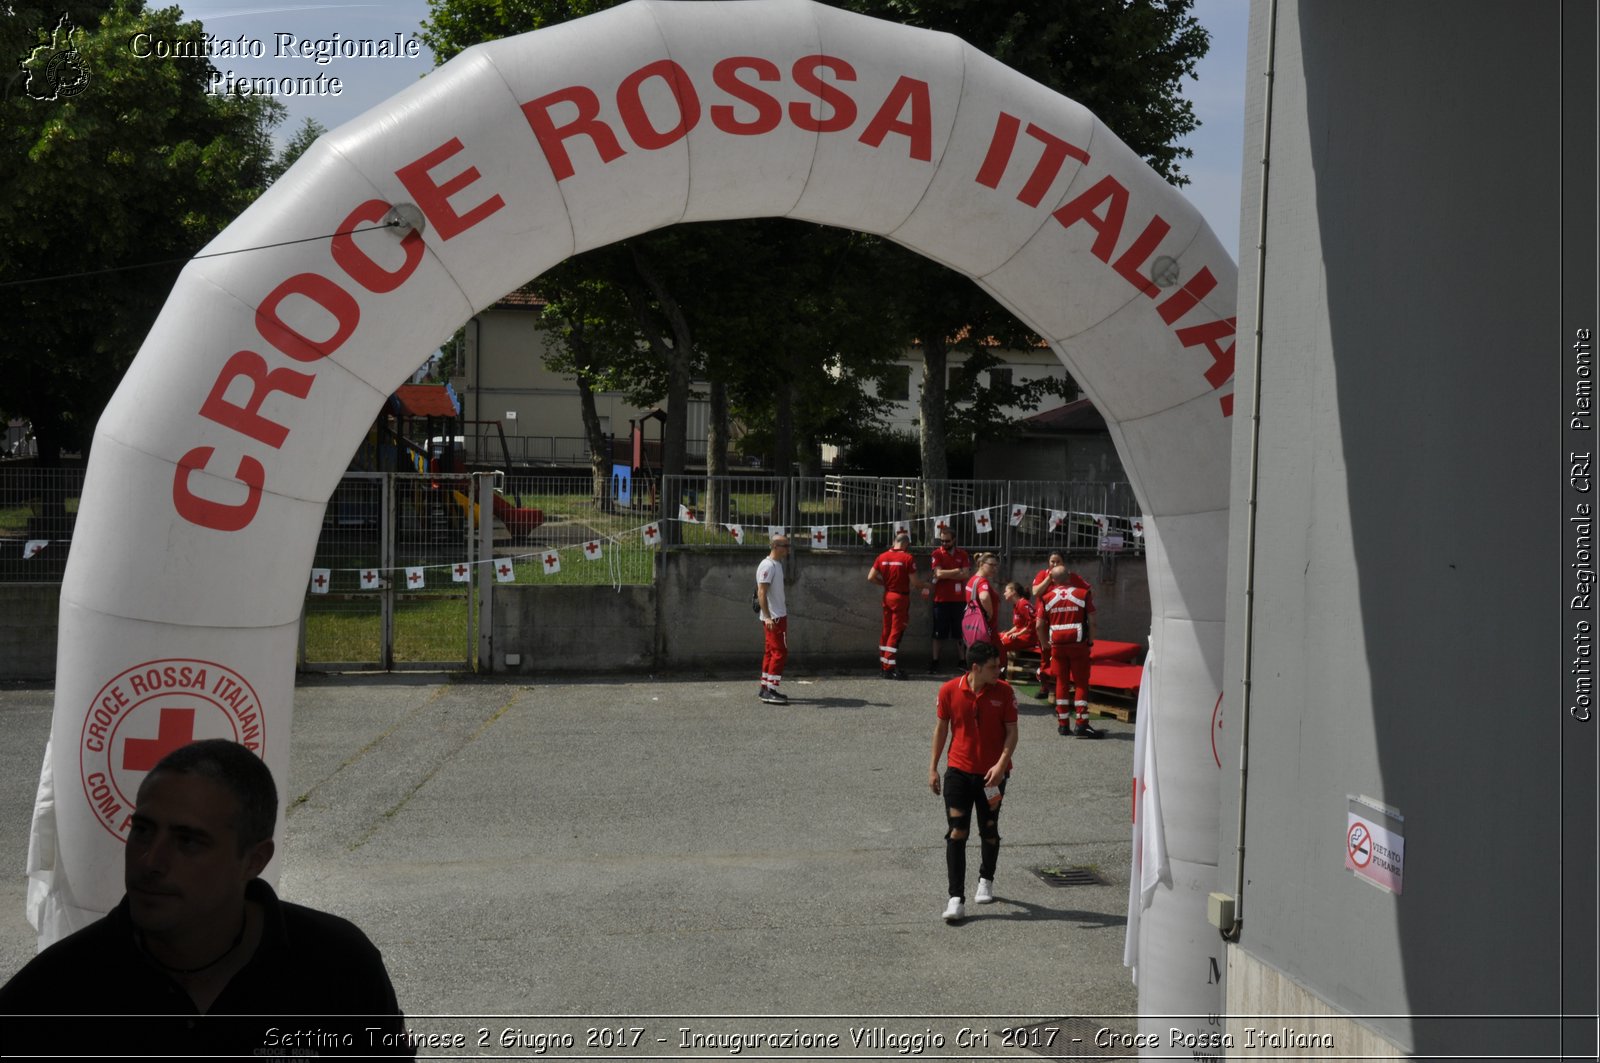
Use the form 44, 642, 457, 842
0, 465, 83, 583
659, 475, 1143, 562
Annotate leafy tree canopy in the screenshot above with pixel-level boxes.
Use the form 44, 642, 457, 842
1, 1, 284, 461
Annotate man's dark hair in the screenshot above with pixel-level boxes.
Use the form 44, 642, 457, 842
144, 739, 278, 852
967, 641, 1000, 667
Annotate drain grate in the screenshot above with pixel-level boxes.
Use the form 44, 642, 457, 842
1030, 865, 1105, 887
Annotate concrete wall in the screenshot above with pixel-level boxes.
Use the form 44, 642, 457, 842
2, 551, 1148, 680
1221, 2, 1580, 1056
491, 547, 1149, 675
0, 586, 58, 680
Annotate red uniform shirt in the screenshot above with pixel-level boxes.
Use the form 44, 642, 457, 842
966, 573, 996, 626
937, 674, 1019, 774
871, 549, 917, 594
929, 545, 971, 603
1006, 597, 1036, 636
1040, 575, 1095, 642
1031, 568, 1054, 601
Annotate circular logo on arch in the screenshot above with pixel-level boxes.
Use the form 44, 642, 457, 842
79, 659, 266, 841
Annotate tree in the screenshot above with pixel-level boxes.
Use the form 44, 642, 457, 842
843, 0, 1210, 489
419, 0, 1208, 487
268, 117, 329, 184
0, 1, 285, 463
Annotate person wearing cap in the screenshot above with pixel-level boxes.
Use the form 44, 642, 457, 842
868, 530, 928, 680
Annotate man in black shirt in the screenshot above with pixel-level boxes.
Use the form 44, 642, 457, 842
0, 739, 412, 1056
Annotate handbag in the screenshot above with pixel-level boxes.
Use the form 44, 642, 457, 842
960, 598, 992, 647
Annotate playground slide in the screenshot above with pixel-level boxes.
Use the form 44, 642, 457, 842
449, 489, 543, 539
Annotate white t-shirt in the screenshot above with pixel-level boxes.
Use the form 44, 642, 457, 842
756, 557, 786, 619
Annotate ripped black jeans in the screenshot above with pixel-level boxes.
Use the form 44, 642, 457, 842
943, 767, 1006, 900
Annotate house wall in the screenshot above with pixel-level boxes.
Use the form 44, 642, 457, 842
460, 309, 696, 463
1219, 2, 1577, 1057
974, 434, 1124, 482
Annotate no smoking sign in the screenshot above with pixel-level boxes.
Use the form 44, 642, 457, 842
1345, 795, 1405, 894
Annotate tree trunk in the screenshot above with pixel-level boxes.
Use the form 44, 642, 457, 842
627, 247, 693, 485
917, 333, 950, 514
575, 371, 610, 507
705, 376, 730, 526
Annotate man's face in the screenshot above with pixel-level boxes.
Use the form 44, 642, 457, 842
939, 534, 954, 549
970, 657, 1002, 687
124, 772, 272, 939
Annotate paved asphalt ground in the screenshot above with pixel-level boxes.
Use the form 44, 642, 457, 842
0, 670, 1141, 1060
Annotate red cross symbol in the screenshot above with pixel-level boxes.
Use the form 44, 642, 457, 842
813, 529, 825, 543
1133, 521, 1144, 534
313, 573, 327, 589
545, 554, 558, 567
936, 520, 949, 533
685, 508, 696, 521
454, 564, 468, 577
122, 708, 196, 772
497, 563, 512, 577
1012, 508, 1024, 520
585, 542, 599, 556
976, 514, 990, 529
644, 525, 658, 540
362, 570, 376, 583
857, 528, 868, 541
408, 571, 422, 585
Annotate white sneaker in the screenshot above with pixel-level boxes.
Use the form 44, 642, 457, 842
974, 878, 995, 904
942, 896, 964, 922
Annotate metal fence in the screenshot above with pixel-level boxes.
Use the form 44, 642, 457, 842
0, 465, 83, 583
0, 465, 1141, 595
659, 475, 1143, 560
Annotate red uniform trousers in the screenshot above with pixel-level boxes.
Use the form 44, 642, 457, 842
879, 592, 910, 671
761, 616, 789, 690
998, 627, 1038, 654
1049, 639, 1092, 724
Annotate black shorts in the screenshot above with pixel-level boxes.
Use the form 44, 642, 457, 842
932, 600, 965, 640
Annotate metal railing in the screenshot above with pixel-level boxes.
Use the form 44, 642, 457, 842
0, 465, 83, 583
0, 465, 1141, 588
658, 475, 1143, 559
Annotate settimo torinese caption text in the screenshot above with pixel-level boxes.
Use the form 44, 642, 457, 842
129, 31, 422, 97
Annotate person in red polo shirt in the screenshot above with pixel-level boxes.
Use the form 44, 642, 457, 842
927, 527, 972, 673
929, 641, 1018, 923
868, 531, 927, 680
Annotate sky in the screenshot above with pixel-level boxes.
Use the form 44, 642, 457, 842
184, 0, 1251, 259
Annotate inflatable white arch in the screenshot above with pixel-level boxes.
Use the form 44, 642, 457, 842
29, 0, 1234, 1039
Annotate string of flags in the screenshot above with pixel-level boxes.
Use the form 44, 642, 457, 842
295, 504, 1145, 594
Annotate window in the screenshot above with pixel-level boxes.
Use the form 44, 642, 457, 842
988, 367, 1013, 390
879, 365, 911, 401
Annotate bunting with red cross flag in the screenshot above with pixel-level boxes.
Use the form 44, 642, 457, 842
972, 508, 994, 535
853, 523, 872, 546
809, 525, 829, 549
405, 566, 426, 589
1009, 504, 1027, 527
893, 520, 910, 539
767, 525, 785, 541
726, 524, 744, 544
641, 522, 662, 547
678, 504, 699, 524
1132, 518, 1146, 540
1048, 509, 1068, 533
359, 569, 381, 590
1088, 513, 1108, 532
541, 551, 562, 576
494, 559, 516, 583
933, 514, 952, 537
23, 539, 48, 559
452, 561, 471, 582
309, 569, 331, 594
582, 539, 604, 560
